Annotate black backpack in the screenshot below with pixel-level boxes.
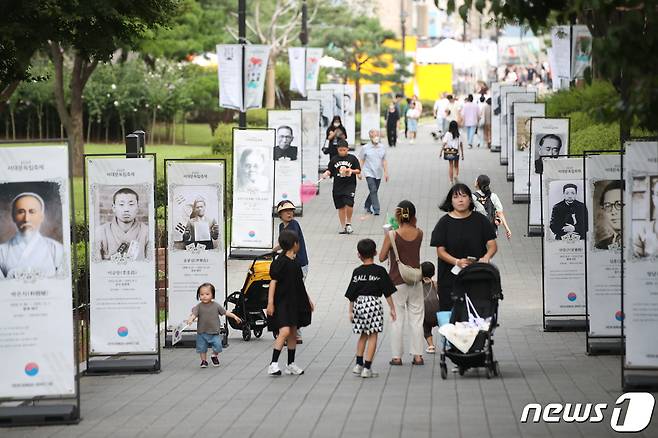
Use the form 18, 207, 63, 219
475, 192, 497, 228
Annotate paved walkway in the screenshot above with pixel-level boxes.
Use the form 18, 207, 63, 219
5, 125, 657, 437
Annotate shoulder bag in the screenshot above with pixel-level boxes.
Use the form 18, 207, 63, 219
388, 230, 423, 285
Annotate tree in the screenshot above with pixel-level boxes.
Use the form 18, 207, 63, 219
47, 0, 179, 175
448, 0, 658, 141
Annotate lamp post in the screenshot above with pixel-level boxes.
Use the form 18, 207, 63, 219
400, 0, 407, 93
238, 0, 247, 129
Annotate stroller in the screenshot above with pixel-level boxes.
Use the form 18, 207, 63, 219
223, 252, 274, 343
439, 263, 503, 379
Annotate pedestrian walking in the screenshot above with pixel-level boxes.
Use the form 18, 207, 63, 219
430, 184, 497, 317
379, 200, 425, 366
421, 261, 440, 354
345, 238, 397, 378
484, 97, 492, 148
461, 94, 480, 148
401, 97, 410, 138
444, 94, 461, 127
321, 139, 361, 234
358, 129, 389, 216
186, 283, 242, 368
432, 92, 449, 139
324, 116, 348, 159
267, 230, 315, 376
406, 101, 420, 144
385, 101, 400, 147
472, 175, 512, 239
439, 121, 464, 185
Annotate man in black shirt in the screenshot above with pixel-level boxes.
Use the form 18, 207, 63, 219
273, 125, 298, 161
321, 140, 361, 234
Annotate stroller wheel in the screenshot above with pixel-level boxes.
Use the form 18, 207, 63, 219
440, 363, 447, 379
458, 367, 465, 376
493, 361, 500, 377
242, 327, 251, 341
221, 323, 229, 348
253, 328, 263, 338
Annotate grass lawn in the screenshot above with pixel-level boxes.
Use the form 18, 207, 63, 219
151, 122, 215, 146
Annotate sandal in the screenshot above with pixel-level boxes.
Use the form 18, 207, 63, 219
412, 357, 424, 366
389, 358, 403, 366
425, 346, 436, 354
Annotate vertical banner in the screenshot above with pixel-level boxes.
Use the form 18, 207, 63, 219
571, 25, 592, 80
166, 161, 226, 330
291, 100, 321, 186
321, 84, 345, 127
360, 84, 381, 141
231, 129, 275, 250
305, 48, 323, 92
88, 157, 156, 354
512, 102, 545, 202
584, 153, 622, 340
498, 85, 521, 164
623, 140, 658, 369
528, 118, 570, 235
288, 47, 306, 96
491, 82, 501, 152
343, 84, 356, 148
307, 89, 335, 170
505, 91, 536, 179
542, 157, 587, 320
0, 146, 75, 398
216, 44, 271, 112
268, 110, 303, 207
551, 26, 572, 82
243, 45, 271, 110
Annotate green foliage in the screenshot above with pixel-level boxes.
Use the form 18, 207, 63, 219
569, 122, 620, 155
543, 81, 617, 119
211, 124, 235, 155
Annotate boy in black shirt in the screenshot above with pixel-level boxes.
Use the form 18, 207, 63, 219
345, 239, 397, 378
321, 139, 361, 234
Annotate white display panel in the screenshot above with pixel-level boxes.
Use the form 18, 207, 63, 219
268, 110, 303, 207
512, 102, 545, 202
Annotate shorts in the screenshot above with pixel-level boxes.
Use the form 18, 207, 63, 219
444, 154, 459, 161
333, 191, 355, 209
196, 333, 222, 354
352, 296, 384, 335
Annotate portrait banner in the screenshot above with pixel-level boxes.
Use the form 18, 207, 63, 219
231, 129, 276, 249
491, 82, 501, 152
343, 84, 356, 148
268, 110, 303, 207
571, 25, 592, 80
542, 157, 586, 318
305, 48, 323, 92
243, 45, 271, 110
512, 102, 545, 202
288, 47, 306, 96
505, 91, 536, 179
0, 145, 75, 398
528, 118, 570, 235
584, 153, 622, 339
623, 140, 658, 368
87, 157, 157, 354
321, 84, 345, 133
307, 89, 335, 170
551, 26, 571, 81
217, 44, 243, 111
166, 161, 226, 331
291, 100, 321, 186
360, 84, 381, 141
498, 85, 522, 164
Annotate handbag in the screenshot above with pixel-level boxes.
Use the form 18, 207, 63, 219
388, 230, 422, 285
464, 294, 491, 331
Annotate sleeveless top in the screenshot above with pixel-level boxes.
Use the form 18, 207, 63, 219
388, 229, 422, 286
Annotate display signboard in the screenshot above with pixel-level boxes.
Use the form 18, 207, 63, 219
512, 102, 545, 202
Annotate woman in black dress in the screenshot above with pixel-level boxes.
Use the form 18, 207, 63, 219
324, 116, 348, 159
430, 184, 497, 312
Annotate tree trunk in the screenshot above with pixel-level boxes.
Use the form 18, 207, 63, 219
151, 108, 157, 144
86, 112, 92, 143
37, 104, 43, 139
0, 81, 20, 107
9, 107, 16, 140
619, 69, 632, 144
265, 52, 277, 109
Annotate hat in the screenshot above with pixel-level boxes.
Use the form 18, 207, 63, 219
276, 200, 296, 213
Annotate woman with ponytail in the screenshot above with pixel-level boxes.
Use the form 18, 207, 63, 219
473, 174, 512, 239
379, 200, 425, 366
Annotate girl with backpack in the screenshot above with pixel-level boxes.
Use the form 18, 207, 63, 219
439, 120, 464, 185
472, 174, 512, 239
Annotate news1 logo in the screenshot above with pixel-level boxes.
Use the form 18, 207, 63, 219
520, 393, 655, 432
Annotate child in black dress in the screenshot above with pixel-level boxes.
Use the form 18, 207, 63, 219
345, 239, 397, 378
267, 230, 315, 376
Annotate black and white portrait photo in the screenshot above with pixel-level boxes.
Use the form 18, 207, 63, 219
236, 147, 270, 193
632, 175, 658, 258
363, 92, 379, 114
593, 180, 623, 250
94, 186, 150, 262
273, 125, 298, 161
172, 186, 221, 251
534, 133, 564, 174
0, 183, 65, 280
548, 181, 588, 241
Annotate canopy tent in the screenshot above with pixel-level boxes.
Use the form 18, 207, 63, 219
415, 38, 490, 70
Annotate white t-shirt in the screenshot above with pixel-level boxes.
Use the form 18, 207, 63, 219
434, 98, 449, 119
441, 131, 461, 149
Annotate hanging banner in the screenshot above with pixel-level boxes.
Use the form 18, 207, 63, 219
268, 110, 303, 207
320, 84, 345, 126
542, 157, 586, 317
291, 100, 321, 186
491, 82, 501, 152
505, 91, 536, 179
360, 84, 381, 141
88, 157, 156, 354
571, 25, 592, 80
529, 118, 570, 235
217, 44, 271, 112
623, 140, 658, 368
0, 146, 75, 398
499, 84, 522, 164
584, 153, 622, 339
289, 47, 306, 96
166, 161, 226, 330
231, 129, 275, 250
343, 84, 356, 148
307, 89, 335, 170
512, 102, 545, 202
305, 48, 323, 92
551, 26, 571, 81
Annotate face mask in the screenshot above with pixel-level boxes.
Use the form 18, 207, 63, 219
372, 136, 380, 143
333, 122, 340, 127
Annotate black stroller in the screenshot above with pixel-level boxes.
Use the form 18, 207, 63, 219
439, 263, 503, 379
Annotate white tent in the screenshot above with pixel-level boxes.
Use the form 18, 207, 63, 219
415, 38, 490, 70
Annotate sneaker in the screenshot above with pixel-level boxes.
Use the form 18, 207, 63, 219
339, 228, 348, 234
268, 362, 282, 376
210, 355, 220, 367
285, 362, 304, 375
296, 337, 303, 345
364, 207, 372, 215
361, 368, 379, 378
200, 360, 208, 368
352, 364, 364, 375
345, 224, 354, 234
373, 211, 380, 216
